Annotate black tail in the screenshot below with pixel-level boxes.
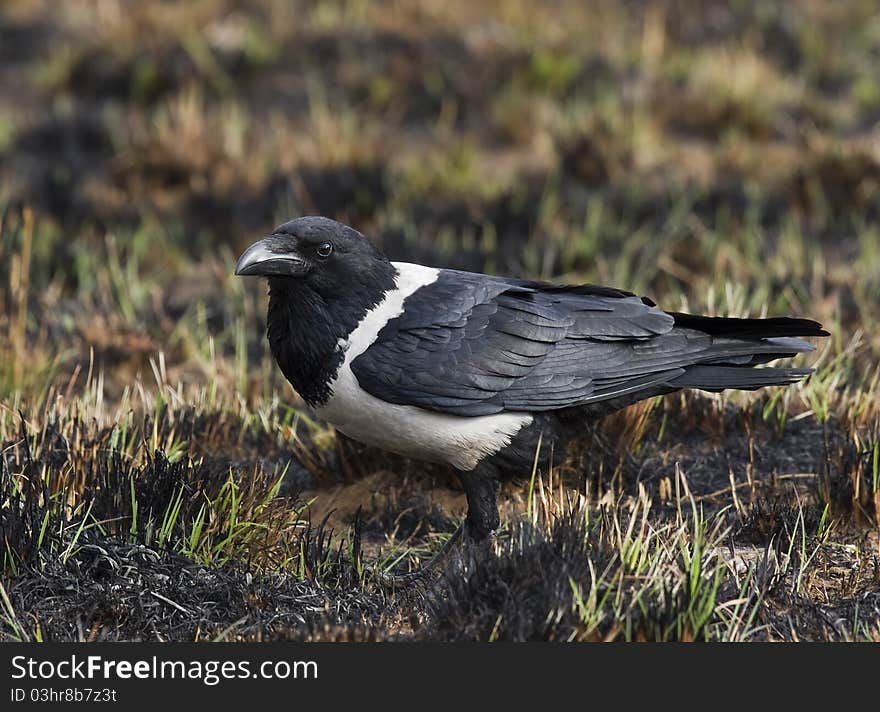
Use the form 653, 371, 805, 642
667, 313, 827, 392
670, 313, 829, 339
670, 365, 813, 391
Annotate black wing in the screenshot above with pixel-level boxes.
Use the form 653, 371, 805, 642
351, 269, 823, 416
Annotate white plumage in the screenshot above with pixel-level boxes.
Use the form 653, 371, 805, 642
315, 262, 533, 470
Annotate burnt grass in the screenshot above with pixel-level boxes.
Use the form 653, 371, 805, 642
2, 1, 880, 641
2, 394, 877, 642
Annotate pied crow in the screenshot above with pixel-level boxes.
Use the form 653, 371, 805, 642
236, 216, 827, 560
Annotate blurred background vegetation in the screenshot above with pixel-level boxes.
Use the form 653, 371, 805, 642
1, 0, 880, 641
2, 0, 879, 402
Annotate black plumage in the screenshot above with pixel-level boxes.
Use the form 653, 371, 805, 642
352, 270, 825, 416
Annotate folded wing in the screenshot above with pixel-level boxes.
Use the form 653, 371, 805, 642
351, 270, 825, 416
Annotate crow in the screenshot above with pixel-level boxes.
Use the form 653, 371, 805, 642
236, 216, 827, 576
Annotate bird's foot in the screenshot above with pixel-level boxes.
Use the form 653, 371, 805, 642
380, 518, 501, 586
381, 521, 466, 586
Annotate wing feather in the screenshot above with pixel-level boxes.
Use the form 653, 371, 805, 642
350, 269, 818, 416
351, 270, 683, 415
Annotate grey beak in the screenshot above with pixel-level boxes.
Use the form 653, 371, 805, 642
235, 238, 307, 277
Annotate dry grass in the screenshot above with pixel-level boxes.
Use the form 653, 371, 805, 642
1, 0, 879, 641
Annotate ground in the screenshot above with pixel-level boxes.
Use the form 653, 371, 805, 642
1, 0, 879, 641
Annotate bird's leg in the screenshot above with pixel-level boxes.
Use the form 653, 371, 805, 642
458, 467, 500, 543
382, 465, 500, 586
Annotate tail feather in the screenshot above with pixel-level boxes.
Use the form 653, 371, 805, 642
670, 365, 813, 392
665, 314, 825, 393
699, 335, 814, 365
671, 313, 829, 339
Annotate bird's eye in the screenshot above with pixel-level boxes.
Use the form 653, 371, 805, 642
316, 242, 333, 259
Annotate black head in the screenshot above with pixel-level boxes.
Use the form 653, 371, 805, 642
235, 217, 397, 406
235, 216, 393, 295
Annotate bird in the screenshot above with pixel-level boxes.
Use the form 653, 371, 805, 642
236, 216, 828, 576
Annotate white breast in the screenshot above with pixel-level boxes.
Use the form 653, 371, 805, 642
314, 262, 533, 471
